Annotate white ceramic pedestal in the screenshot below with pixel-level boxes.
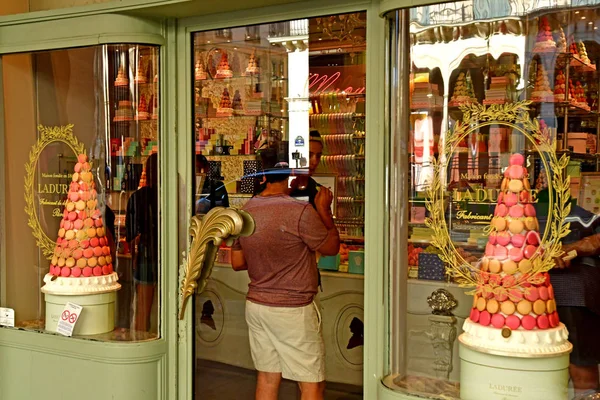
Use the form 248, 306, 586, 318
459, 340, 570, 400
44, 292, 116, 335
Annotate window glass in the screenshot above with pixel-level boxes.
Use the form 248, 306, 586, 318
1, 44, 160, 342
388, 2, 600, 398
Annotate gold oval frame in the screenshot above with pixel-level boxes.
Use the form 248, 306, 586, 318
425, 102, 571, 291
24, 124, 85, 260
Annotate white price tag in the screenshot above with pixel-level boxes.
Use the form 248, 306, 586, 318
0, 307, 15, 327
56, 302, 83, 337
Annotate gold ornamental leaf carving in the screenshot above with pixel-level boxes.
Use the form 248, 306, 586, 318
24, 125, 85, 259
179, 207, 255, 320
425, 101, 570, 290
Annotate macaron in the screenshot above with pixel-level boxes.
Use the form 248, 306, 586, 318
519, 259, 533, 273
498, 192, 504, 204
77, 154, 87, 163
58, 228, 66, 238
72, 172, 79, 182
65, 257, 75, 267
102, 265, 112, 275
69, 192, 79, 202
94, 218, 103, 228
504, 192, 518, 207
523, 177, 531, 190
502, 275, 517, 287
84, 218, 94, 228
508, 179, 523, 193
502, 260, 518, 275
98, 256, 106, 266
489, 259, 502, 273
65, 230, 75, 240
525, 217, 538, 231
547, 299, 557, 313
99, 238, 107, 246
479, 311, 491, 326
548, 286, 555, 299
497, 231, 511, 246
80, 182, 89, 191
524, 245, 537, 259
533, 299, 546, 315
76, 230, 86, 240
517, 300, 533, 315
537, 314, 549, 329
88, 257, 98, 267
524, 204, 536, 217
71, 267, 82, 278
506, 315, 521, 330
76, 258, 87, 268
70, 182, 80, 191
509, 289, 524, 302
522, 315, 536, 330
106, 264, 113, 274
105, 255, 112, 264
520, 190, 530, 203
511, 234, 525, 248
492, 217, 507, 232
81, 239, 90, 249
488, 233, 497, 245
539, 286, 549, 301
87, 200, 96, 209
501, 301, 516, 315
510, 153, 524, 166
81, 191, 91, 201
66, 202, 75, 212
494, 245, 508, 259
90, 237, 99, 247
68, 211, 77, 221
508, 220, 525, 234
491, 314, 505, 329
509, 205, 524, 218
485, 243, 495, 256
501, 178, 509, 191
74, 163, 82, 173
87, 228, 97, 238
93, 247, 103, 257
82, 162, 90, 171
477, 297, 487, 311
509, 247, 523, 262
508, 165, 524, 179
525, 287, 539, 302
74, 220, 84, 230
494, 291, 508, 302
96, 227, 105, 237
73, 249, 83, 259
486, 299, 500, 314
60, 267, 71, 277
83, 248, 94, 258
92, 266, 102, 276
549, 312, 559, 328
82, 267, 92, 277
102, 246, 110, 256
495, 204, 508, 217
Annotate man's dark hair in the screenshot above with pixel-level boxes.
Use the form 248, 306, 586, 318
310, 130, 322, 143
259, 149, 289, 183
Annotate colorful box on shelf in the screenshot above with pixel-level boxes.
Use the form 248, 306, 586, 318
417, 252, 446, 281
567, 133, 595, 154
410, 206, 426, 223
567, 160, 582, 178
318, 254, 340, 271
570, 177, 581, 199
348, 251, 364, 274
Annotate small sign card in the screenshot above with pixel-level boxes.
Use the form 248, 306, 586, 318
0, 307, 15, 327
56, 302, 83, 337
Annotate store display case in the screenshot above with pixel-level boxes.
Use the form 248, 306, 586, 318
1, 43, 160, 342
385, 3, 600, 399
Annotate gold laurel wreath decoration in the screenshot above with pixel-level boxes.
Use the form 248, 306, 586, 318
179, 207, 255, 320
24, 125, 85, 260
425, 101, 570, 292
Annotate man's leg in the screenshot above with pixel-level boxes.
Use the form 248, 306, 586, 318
298, 381, 325, 400
256, 371, 282, 400
570, 364, 599, 394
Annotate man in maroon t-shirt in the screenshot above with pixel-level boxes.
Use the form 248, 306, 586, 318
232, 162, 339, 400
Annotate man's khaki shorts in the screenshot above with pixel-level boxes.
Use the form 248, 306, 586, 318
245, 300, 325, 382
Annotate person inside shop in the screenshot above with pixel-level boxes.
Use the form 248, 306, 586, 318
536, 179, 600, 396
230, 153, 340, 400
290, 130, 324, 206
195, 154, 229, 214
125, 153, 159, 334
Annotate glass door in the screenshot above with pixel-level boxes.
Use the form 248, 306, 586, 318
190, 12, 367, 400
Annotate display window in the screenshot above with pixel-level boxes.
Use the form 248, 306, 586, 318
1, 44, 161, 342
387, 2, 600, 399
190, 13, 366, 398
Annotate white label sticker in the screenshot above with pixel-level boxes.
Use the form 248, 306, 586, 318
56, 302, 83, 337
0, 307, 15, 327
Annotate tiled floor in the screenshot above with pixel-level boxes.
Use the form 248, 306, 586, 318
195, 359, 363, 400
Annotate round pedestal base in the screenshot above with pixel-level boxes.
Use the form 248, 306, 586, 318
44, 292, 116, 335
459, 339, 570, 400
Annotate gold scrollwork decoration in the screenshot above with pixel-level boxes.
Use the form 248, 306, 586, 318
425, 101, 570, 292
24, 124, 85, 260
179, 207, 255, 320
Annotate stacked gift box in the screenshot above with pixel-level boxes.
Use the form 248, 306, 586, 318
483, 76, 512, 104
110, 137, 139, 157
417, 249, 446, 281
411, 82, 443, 108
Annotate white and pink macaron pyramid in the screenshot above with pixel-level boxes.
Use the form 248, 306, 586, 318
49, 154, 113, 278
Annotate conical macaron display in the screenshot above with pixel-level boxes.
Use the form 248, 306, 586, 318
470, 153, 560, 331
49, 154, 113, 278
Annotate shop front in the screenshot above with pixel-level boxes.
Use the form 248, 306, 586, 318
1, 0, 600, 399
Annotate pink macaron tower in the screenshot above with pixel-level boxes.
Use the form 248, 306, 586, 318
48, 154, 114, 278
469, 153, 560, 332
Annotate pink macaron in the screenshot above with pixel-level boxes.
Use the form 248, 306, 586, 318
69, 192, 79, 202
488, 233, 497, 245
77, 154, 87, 163
511, 234, 525, 247
522, 315, 536, 330
71, 267, 82, 278
485, 243, 495, 257
90, 238, 99, 247
509, 247, 523, 262
537, 314, 549, 329
102, 265, 112, 275
68, 211, 77, 221
520, 190, 530, 203
498, 192, 504, 204
491, 314, 505, 329
549, 312, 559, 328
74, 220, 84, 230
509, 205, 524, 218
509, 289, 524, 302
93, 266, 103, 276
494, 291, 508, 301
82, 267, 93, 277
497, 232, 511, 246
508, 165, 524, 179
60, 267, 71, 277
502, 275, 517, 287
539, 286, 549, 301
504, 192, 517, 207
510, 153, 525, 166
479, 311, 491, 326
524, 204, 536, 217
494, 245, 508, 259
526, 231, 540, 246
525, 287, 539, 302
495, 204, 508, 217
506, 315, 521, 330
